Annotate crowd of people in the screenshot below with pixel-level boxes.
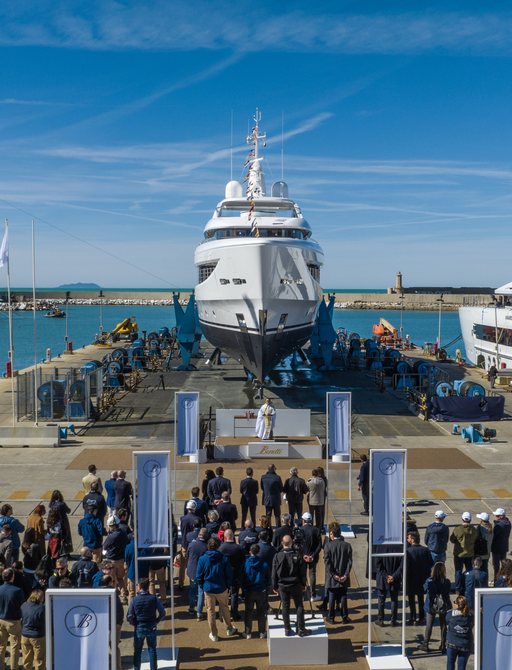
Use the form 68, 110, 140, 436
0, 460, 511, 670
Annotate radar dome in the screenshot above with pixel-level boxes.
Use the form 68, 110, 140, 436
271, 181, 289, 198
225, 180, 243, 199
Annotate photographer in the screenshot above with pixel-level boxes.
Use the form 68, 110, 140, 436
272, 535, 309, 637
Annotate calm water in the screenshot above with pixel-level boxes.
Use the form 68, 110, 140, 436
0, 305, 463, 373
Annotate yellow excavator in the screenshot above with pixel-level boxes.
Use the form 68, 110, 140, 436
94, 317, 138, 345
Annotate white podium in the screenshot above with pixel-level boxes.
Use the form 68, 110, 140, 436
363, 644, 411, 669
267, 614, 328, 665
141, 647, 178, 669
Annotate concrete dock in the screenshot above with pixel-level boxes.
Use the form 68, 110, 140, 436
0, 337, 510, 669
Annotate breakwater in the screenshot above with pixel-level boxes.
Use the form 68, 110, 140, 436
2, 289, 493, 311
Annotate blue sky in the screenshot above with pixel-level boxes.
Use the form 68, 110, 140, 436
1, 0, 511, 289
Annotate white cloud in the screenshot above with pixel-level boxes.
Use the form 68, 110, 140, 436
0, 3, 510, 54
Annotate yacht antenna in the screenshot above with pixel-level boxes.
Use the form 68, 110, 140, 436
230, 109, 234, 181
281, 111, 284, 181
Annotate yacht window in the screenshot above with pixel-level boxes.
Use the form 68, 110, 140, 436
198, 264, 217, 283
232, 278, 246, 285
474, 324, 512, 347
308, 264, 320, 282
219, 278, 230, 285
204, 227, 309, 240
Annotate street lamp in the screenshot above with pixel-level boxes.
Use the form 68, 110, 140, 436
64, 291, 70, 349
99, 290, 104, 334
399, 292, 405, 343
437, 293, 444, 349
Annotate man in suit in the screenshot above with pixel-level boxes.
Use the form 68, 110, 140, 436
216, 492, 238, 534
357, 455, 369, 515
240, 467, 259, 526
207, 467, 232, 506
375, 545, 403, 626
323, 523, 352, 624
261, 464, 283, 528
283, 468, 309, 524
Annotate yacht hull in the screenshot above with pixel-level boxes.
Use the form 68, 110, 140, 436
459, 305, 512, 369
195, 238, 323, 379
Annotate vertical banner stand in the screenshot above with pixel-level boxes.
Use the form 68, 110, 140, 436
326, 392, 354, 538
364, 449, 411, 670
175, 390, 201, 490
46, 588, 116, 670
133, 451, 178, 669
475, 587, 512, 669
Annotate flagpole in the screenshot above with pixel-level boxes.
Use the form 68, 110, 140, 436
32, 220, 38, 426
4, 220, 15, 426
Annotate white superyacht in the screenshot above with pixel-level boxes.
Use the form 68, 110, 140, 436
459, 281, 512, 369
194, 110, 324, 380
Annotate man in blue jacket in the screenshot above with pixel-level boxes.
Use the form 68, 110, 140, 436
77, 504, 105, 563
424, 510, 449, 563
491, 507, 511, 581
243, 543, 270, 639
0, 567, 24, 670
196, 535, 238, 642
127, 577, 165, 670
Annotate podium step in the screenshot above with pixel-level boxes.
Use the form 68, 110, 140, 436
267, 614, 328, 665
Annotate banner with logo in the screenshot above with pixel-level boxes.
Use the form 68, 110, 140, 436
176, 391, 199, 455
371, 450, 404, 545
476, 590, 512, 669
48, 590, 113, 670
135, 451, 170, 548
327, 392, 351, 457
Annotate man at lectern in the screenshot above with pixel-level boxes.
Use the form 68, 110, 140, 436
255, 398, 276, 439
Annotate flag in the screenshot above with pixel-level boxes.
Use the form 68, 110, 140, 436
0, 226, 8, 268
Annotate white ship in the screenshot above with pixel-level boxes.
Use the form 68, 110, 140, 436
459, 281, 512, 370
194, 110, 324, 380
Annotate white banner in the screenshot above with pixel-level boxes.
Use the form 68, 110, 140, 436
479, 591, 512, 669
176, 391, 199, 455
50, 591, 112, 670
327, 392, 351, 457
135, 452, 170, 548
372, 450, 404, 545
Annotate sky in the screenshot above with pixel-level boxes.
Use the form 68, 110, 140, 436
0, 0, 511, 289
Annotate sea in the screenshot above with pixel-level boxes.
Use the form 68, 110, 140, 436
0, 294, 464, 373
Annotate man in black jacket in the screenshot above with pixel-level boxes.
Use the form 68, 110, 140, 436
406, 531, 433, 625
261, 464, 283, 527
240, 467, 259, 526
82, 481, 107, 523
114, 471, 133, 522
283, 468, 309, 523
272, 515, 294, 550
357, 455, 369, 515
272, 535, 308, 637
219, 529, 245, 619
375, 545, 403, 626
207, 467, 232, 506
299, 512, 323, 600
324, 524, 352, 624
216, 492, 238, 533
103, 515, 130, 603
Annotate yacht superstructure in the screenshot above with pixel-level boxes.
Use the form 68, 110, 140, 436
459, 281, 512, 370
194, 110, 324, 380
